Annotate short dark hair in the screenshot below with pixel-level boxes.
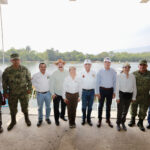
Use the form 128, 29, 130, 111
39, 63, 47, 68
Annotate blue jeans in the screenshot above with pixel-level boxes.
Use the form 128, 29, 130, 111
82, 89, 95, 121
37, 92, 51, 121
148, 106, 150, 124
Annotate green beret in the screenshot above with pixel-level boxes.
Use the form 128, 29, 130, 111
10, 53, 20, 60
139, 59, 147, 65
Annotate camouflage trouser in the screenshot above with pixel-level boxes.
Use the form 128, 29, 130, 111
8, 93, 29, 116
130, 97, 150, 120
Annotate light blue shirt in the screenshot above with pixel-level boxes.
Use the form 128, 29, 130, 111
96, 68, 117, 94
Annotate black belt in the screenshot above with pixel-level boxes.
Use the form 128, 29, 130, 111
83, 89, 94, 91
37, 91, 49, 94
100, 87, 113, 90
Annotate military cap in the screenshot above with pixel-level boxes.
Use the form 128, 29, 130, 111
123, 62, 131, 68
10, 53, 20, 60
139, 59, 147, 65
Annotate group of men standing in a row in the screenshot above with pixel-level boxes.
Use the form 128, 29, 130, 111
0, 53, 150, 133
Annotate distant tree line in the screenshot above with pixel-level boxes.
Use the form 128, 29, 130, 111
0, 46, 150, 62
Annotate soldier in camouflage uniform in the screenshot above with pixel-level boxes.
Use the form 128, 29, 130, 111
2, 53, 32, 131
128, 60, 150, 131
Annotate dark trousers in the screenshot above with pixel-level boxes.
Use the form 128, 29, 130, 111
66, 92, 78, 125
98, 87, 113, 120
82, 89, 95, 121
116, 91, 132, 125
53, 94, 66, 121
0, 92, 2, 126
148, 106, 150, 124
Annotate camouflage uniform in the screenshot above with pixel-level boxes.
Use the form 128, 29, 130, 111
130, 70, 150, 119
2, 53, 32, 130
2, 65, 32, 116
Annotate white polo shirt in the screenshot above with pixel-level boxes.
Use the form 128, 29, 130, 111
32, 72, 51, 93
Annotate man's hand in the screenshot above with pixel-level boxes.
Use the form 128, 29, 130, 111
27, 90, 31, 94
116, 99, 120, 104
78, 98, 80, 102
64, 99, 69, 104
131, 100, 136, 103
4, 94, 9, 99
95, 94, 101, 100
52, 94, 56, 100
113, 93, 116, 99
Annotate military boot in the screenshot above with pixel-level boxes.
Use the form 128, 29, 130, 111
128, 117, 135, 127
24, 113, 31, 126
7, 115, 16, 131
137, 119, 145, 132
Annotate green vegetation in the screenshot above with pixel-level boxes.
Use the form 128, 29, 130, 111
0, 46, 150, 62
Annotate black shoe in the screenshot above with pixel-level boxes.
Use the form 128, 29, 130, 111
116, 124, 121, 131
37, 121, 42, 127
0, 126, 3, 133
137, 119, 145, 132
46, 119, 51, 124
81, 119, 86, 125
146, 124, 150, 129
106, 120, 113, 128
128, 117, 135, 127
7, 121, 16, 131
60, 116, 67, 121
97, 120, 101, 128
87, 120, 93, 126
122, 123, 127, 131
55, 120, 60, 126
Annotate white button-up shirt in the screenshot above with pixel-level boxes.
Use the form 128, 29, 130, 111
62, 75, 81, 99
32, 72, 51, 92
116, 73, 137, 100
0, 70, 2, 91
80, 70, 96, 90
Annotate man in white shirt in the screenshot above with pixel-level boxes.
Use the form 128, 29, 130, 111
80, 59, 96, 126
32, 63, 51, 127
96, 57, 116, 128
0, 69, 3, 133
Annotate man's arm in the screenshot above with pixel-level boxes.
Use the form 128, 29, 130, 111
2, 69, 9, 97
26, 69, 32, 93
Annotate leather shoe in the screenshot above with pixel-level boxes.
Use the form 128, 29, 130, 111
87, 120, 93, 126
81, 119, 86, 125
60, 116, 67, 121
146, 124, 150, 129
37, 121, 42, 127
97, 120, 101, 128
55, 120, 60, 126
46, 119, 51, 124
106, 120, 113, 128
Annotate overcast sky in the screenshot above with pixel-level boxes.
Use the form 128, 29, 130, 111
0, 0, 150, 54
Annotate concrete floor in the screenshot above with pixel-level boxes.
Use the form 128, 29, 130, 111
0, 113, 150, 150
